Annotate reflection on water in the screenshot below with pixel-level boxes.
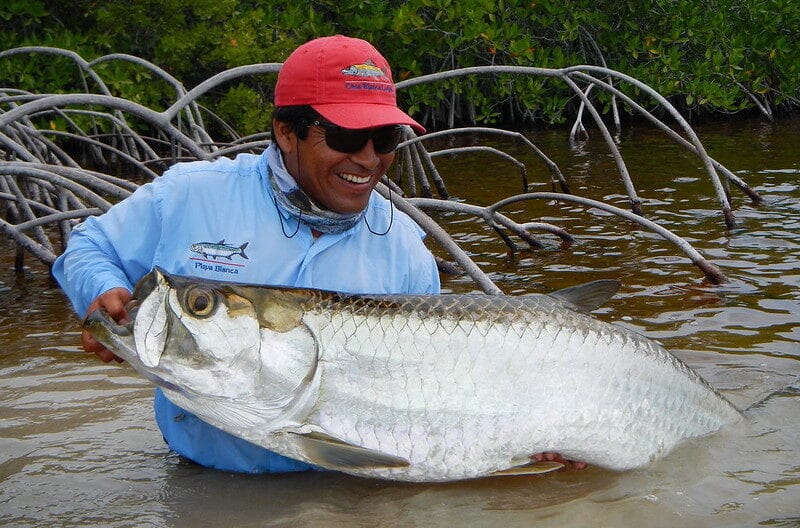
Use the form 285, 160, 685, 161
1, 117, 799, 527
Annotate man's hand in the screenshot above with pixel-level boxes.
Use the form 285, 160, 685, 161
534, 452, 588, 470
83, 287, 132, 363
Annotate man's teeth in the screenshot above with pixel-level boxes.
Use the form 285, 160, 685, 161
338, 173, 371, 184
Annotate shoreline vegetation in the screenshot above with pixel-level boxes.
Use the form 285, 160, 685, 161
3, 1, 786, 292
2, 1, 798, 134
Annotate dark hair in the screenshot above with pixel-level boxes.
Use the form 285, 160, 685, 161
271, 105, 323, 140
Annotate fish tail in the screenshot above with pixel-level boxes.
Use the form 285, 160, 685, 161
239, 242, 249, 259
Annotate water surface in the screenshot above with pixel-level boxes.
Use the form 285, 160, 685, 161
1, 117, 798, 527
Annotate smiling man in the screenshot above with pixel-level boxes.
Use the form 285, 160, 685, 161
53, 35, 441, 473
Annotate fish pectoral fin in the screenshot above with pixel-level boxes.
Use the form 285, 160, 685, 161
490, 460, 565, 477
286, 431, 410, 470
549, 279, 621, 313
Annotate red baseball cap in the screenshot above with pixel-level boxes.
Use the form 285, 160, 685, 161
274, 35, 425, 133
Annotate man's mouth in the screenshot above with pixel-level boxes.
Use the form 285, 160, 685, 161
338, 172, 372, 184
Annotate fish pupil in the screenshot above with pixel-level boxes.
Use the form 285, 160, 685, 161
193, 296, 209, 312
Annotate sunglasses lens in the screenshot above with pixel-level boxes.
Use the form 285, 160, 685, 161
371, 126, 402, 154
324, 128, 369, 153
318, 123, 402, 154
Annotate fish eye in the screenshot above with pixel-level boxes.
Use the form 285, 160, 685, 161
183, 286, 217, 318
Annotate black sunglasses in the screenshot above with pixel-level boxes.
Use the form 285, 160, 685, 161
305, 120, 403, 154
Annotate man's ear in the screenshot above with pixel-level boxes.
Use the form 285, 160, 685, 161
272, 119, 297, 155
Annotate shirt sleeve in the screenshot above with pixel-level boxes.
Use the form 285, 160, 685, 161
51, 178, 165, 316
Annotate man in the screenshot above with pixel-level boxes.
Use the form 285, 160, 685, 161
55, 35, 585, 474
53, 35, 441, 473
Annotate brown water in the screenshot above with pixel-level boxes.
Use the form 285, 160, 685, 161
1, 117, 799, 527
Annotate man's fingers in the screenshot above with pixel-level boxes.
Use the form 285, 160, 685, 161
81, 288, 132, 363
534, 452, 588, 470
93, 288, 132, 324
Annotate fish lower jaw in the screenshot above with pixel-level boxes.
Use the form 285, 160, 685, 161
337, 173, 371, 184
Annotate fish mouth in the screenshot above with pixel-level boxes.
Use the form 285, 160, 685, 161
83, 301, 187, 394
82, 308, 138, 363
83, 308, 133, 336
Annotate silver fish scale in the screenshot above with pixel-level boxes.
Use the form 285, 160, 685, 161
288, 292, 740, 481
315, 291, 552, 326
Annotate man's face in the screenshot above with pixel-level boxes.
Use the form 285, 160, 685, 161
279, 123, 396, 214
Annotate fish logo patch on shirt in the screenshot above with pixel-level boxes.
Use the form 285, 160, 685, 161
189, 239, 249, 275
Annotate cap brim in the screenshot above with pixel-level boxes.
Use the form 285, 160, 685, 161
312, 103, 426, 134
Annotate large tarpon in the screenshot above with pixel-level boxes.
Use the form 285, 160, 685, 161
84, 268, 742, 482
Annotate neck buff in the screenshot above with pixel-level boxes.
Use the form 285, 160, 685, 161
265, 142, 366, 235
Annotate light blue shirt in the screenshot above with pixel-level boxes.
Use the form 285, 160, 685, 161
52, 148, 440, 473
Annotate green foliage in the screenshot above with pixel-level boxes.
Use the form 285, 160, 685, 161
215, 83, 274, 137
3, 0, 799, 131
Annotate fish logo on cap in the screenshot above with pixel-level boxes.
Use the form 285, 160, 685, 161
341, 59, 389, 81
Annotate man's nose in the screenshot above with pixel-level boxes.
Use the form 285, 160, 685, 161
349, 140, 383, 170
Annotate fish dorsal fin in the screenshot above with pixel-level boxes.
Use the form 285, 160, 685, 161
490, 460, 565, 477
549, 279, 621, 313
285, 431, 410, 470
